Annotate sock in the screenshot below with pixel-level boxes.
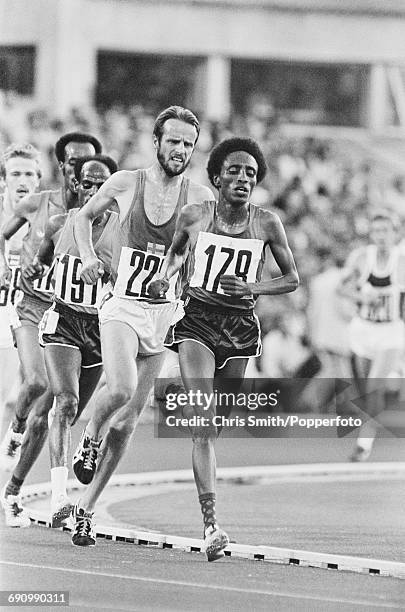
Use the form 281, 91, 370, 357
5, 475, 24, 497
357, 437, 374, 451
12, 416, 27, 434
51, 466, 68, 503
199, 492, 217, 534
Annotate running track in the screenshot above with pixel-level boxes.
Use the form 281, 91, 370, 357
1, 423, 405, 611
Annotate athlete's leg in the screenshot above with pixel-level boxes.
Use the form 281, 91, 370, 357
11, 390, 53, 483
0, 346, 20, 432
178, 341, 217, 496
78, 352, 165, 513
0, 326, 49, 470
83, 321, 140, 440
13, 326, 49, 426
46, 345, 82, 468
73, 365, 103, 425
45, 343, 83, 526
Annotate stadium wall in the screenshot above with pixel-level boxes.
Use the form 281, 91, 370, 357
1, 0, 405, 124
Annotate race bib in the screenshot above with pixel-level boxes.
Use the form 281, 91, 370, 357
54, 253, 101, 307
33, 259, 56, 295
39, 306, 60, 336
189, 232, 263, 294
0, 254, 23, 307
113, 246, 177, 301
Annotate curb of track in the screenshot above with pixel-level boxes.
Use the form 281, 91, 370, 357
21, 462, 405, 579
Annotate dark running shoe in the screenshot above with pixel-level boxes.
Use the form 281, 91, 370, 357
71, 503, 96, 547
72, 429, 101, 485
203, 524, 230, 562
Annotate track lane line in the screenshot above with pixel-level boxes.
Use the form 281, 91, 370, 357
0, 561, 402, 609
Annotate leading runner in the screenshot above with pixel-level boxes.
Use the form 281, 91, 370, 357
160, 137, 299, 560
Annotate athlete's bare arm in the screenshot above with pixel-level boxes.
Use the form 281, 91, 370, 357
162, 203, 203, 277
0, 217, 26, 286
24, 214, 66, 280
220, 211, 299, 297
0, 192, 45, 284
75, 171, 134, 284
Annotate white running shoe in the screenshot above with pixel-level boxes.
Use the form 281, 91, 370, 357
51, 494, 73, 528
1, 485, 31, 528
0, 423, 24, 472
203, 524, 230, 562
350, 445, 371, 462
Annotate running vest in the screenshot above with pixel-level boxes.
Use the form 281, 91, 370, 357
357, 245, 401, 323
111, 169, 189, 302
0, 192, 28, 308
53, 208, 119, 314
19, 189, 64, 302
184, 200, 267, 311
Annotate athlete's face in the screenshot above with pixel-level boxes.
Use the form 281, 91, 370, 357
216, 151, 258, 207
77, 161, 111, 207
155, 119, 198, 177
370, 218, 396, 248
61, 141, 97, 193
4, 157, 40, 204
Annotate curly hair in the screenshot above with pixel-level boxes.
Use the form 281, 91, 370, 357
74, 155, 118, 182
207, 137, 267, 187
54, 132, 102, 163
0, 143, 42, 179
153, 106, 200, 144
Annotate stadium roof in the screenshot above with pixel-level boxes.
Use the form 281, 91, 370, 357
168, 0, 405, 17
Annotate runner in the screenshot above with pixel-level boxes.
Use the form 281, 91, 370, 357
26, 155, 118, 528
0, 134, 102, 528
71, 106, 214, 546
161, 137, 299, 560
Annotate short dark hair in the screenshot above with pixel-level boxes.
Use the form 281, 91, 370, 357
54, 132, 102, 163
74, 155, 118, 182
207, 137, 267, 187
153, 106, 200, 144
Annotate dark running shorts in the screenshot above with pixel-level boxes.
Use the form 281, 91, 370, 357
165, 297, 261, 370
12, 294, 50, 329
39, 301, 102, 368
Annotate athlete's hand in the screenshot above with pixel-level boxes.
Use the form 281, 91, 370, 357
80, 256, 104, 285
219, 275, 253, 297
0, 260, 11, 288
148, 277, 170, 299
24, 257, 47, 280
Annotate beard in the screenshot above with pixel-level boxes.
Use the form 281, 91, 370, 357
157, 150, 191, 177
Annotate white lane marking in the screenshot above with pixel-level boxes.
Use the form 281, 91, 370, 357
0, 561, 402, 609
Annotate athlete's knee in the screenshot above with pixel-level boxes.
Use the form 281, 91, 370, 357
54, 392, 79, 423
192, 424, 217, 442
24, 373, 47, 401
108, 384, 135, 409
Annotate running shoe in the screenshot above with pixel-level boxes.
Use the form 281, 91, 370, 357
0, 423, 24, 472
51, 494, 73, 528
349, 445, 371, 462
0, 485, 31, 528
71, 503, 96, 547
72, 429, 101, 485
203, 524, 229, 562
